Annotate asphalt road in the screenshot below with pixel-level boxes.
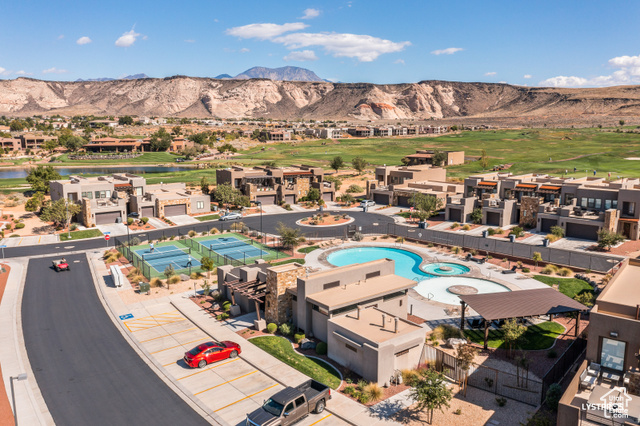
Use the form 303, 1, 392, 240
4, 211, 396, 258
22, 254, 211, 426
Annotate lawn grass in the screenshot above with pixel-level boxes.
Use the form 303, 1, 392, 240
464, 321, 566, 350
249, 336, 341, 389
533, 275, 593, 299
194, 214, 220, 222
297, 245, 319, 253
59, 228, 104, 241
269, 258, 306, 266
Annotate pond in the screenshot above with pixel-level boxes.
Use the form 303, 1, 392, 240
0, 166, 190, 179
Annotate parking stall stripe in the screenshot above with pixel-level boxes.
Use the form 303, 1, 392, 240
176, 358, 240, 378
149, 338, 204, 355
213, 383, 279, 412
126, 318, 186, 332
139, 327, 197, 343
194, 370, 257, 395
309, 414, 332, 425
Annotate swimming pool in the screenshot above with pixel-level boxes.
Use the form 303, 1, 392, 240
326, 247, 510, 305
422, 262, 470, 276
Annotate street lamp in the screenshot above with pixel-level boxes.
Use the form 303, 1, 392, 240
10, 373, 27, 426
256, 200, 263, 246
126, 212, 140, 246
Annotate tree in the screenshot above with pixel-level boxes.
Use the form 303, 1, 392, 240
218, 143, 237, 153
213, 183, 240, 206
532, 252, 542, 268
432, 150, 447, 167
40, 198, 81, 228
9, 119, 26, 132
118, 116, 134, 126
352, 156, 367, 174
200, 256, 215, 279
329, 156, 344, 173
304, 187, 321, 202
345, 184, 364, 194
149, 128, 173, 151
171, 126, 182, 136
25, 192, 45, 212
410, 193, 443, 221
456, 343, 477, 396
545, 383, 563, 411
324, 175, 342, 191
408, 368, 453, 424
64, 135, 86, 151
43, 138, 59, 152
200, 176, 210, 194
619, 120, 625, 127
26, 165, 62, 193
470, 207, 483, 225
276, 222, 304, 251
479, 149, 489, 170
340, 193, 355, 205
502, 319, 527, 358
597, 229, 625, 251
450, 125, 458, 132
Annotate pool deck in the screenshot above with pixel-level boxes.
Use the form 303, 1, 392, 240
304, 241, 549, 330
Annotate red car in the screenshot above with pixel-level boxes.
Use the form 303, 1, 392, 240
183, 341, 241, 368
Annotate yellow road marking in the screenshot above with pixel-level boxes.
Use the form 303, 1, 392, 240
150, 338, 204, 355
127, 310, 179, 322
124, 315, 186, 332
194, 370, 257, 395
214, 383, 278, 412
18, 238, 23, 246
139, 327, 197, 343
177, 358, 239, 378
38, 236, 41, 244
309, 414, 332, 425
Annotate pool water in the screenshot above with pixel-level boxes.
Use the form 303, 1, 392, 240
326, 247, 510, 305
422, 262, 470, 275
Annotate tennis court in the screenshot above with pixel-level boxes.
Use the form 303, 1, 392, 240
197, 236, 268, 261
134, 244, 201, 274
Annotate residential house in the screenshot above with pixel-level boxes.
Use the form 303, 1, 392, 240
403, 150, 465, 167
0, 137, 21, 151
347, 127, 374, 137
19, 133, 57, 150
319, 128, 342, 139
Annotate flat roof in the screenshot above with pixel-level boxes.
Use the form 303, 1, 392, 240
598, 259, 640, 308
329, 307, 423, 344
306, 274, 415, 310
459, 288, 587, 321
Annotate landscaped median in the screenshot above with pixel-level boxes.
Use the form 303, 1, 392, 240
59, 228, 104, 241
248, 336, 341, 389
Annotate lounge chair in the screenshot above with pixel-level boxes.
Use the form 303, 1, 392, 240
467, 318, 482, 329
588, 362, 601, 376
502, 265, 517, 274
580, 368, 597, 391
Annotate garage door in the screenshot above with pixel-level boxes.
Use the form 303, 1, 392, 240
397, 196, 412, 207
256, 195, 276, 205
322, 192, 333, 202
95, 211, 122, 225
541, 218, 557, 233
374, 193, 388, 205
486, 211, 501, 226
165, 204, 187, 217
141, 206, 154, 218
449, 208, 461, 222
284, 195, 295, 205
566, 223, 599, 240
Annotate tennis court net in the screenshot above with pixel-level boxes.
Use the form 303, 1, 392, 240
142, 248, 191, 262
210, 240, 253, 251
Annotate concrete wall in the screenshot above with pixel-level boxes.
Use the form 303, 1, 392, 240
557, 359, 587, 426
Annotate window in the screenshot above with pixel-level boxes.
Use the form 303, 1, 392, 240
323, 281, 340, 290
605, 200, 612, 209
588, 198, 595, 208
345, 344, 357, 352
365, 271, 381, 279
612, 200, 618, 209
595, 199, 602, 209
197, 201, 204, 209
284, 403, 294, 414
601, 337, 625, 371
291, 295, 297, 302
294, 397, 305, 408
94, 190, 111, 199
135, 186, 143, 196
565, 193, 575, 204
581, 198, 588, 208
81, 191, 93, 199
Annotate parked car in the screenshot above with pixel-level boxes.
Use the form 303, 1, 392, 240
220, 212, 242, 221
246, 380, 331, 426
359, 200, 375, 207
183, 341, 241, 368
52, 259, 70, 272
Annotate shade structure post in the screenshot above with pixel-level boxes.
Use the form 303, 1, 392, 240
484, 319, 489, 350
460, 301, 466, 331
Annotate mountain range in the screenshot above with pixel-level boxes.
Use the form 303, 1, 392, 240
75, 73, 149, 82
1, 75, 639, 123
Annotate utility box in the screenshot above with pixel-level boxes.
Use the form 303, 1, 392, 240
139, 281, 150, 295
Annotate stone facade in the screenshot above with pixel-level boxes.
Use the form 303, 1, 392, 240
603, 208, 619, 233
520, 196, 540, 228
297, 177, 310, 198
82, 198, 93, 227
156, 197, 191, 218
265, 263, 306, 324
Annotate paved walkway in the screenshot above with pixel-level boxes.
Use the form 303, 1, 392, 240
0, 234, 59, 247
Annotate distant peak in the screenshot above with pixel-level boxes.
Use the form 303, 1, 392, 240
232, 66, 325, 82
76, 73, 149, 82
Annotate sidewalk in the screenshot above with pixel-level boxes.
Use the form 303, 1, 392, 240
0, 234, 59, 247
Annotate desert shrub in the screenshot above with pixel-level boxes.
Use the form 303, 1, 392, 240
558, 267, 573, 277
216, 313, 230, 321
150, 277, 163, 288
496, 228, 504, 234
487, 227, 496, 236
401, 369, 420, 386
522, 267, 530, 273
283, 203, 292, 211
517, 261, 523, 268
496, 397, 507, 407
141, 217, 149, 224
541, 264, 559, 275
362, 382, 383, 402
450, 222, 460, 229
550, 225, 565, 238
451, 246, 461, 254
346, 184, 364, 193
210, 227, 219, 234
470, 249, 477, 256
190, 272, 204, 279
129, 274, 145, 283
130, 237, 141, 246
510, 226, 524, 238
294, 333, 305, 344
545, 383, 563, 411
315, 342, 327, 355
222, 301, 232, 312
279, 323, 292, 336
267, 323, 277, 333
546, 234, 560, 243
396, 237, 404, 243
462, 224, 471, 231
168, 275, 181, 284
352, 232, 364, 241
188, 230, 196, 237
432, 324, 463, 340
127, 268, 141, 278
67, 223, 76, 231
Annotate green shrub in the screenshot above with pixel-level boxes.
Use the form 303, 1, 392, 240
67, 223, 76, 231
558, 267, 573, 277
141, 217, 149, 224
188, 230, 196, 237
451, 222, 460, 229
293, 333, 305, 344
496, 397, 507, 407
316, 342, 327, 355
541, 264, 558, 275
357, 392, 371, 404
279, 323, 292, 336
522, 267, 530, 273
510, 226, 524, 238
267, 323, 277, 334
15, 223, 26, 229
222, 301, 232, 312
432, 324, 463, 340
216, 313, 230, 321
343, 386, 355, 396
550, 226, 565, 238
462, 224, 471, 231
487, 227, 497, 236
168, 275, 181, 284
545, 383, 563, 411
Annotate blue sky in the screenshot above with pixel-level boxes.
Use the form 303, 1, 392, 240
1, 0, 639, 87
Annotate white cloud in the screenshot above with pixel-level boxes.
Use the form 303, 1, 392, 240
239, 47, 251, 53
0, 67, 7, 76
115, 28, 141, 47
300, 8, 320, 19
431, 47, 463, 55
184, 39, 195, 43
76, 36, 92, 45
498, 81, 507, 84
540, 53, 640, 87
42, 67, 68, 74
523, 74, 532, 79
284, 50, 318, 61
226, 23, 308, 40
484, 71, 496, 76
57, 34, 64, 40
15, 70, 32, 76
394, 59, 405, 65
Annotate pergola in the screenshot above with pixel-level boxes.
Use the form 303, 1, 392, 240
459, 288, 588, 349
222, 279, 266, 321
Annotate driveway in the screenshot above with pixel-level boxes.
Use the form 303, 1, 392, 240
168, 215, 201, 226
97, 222, 128, 236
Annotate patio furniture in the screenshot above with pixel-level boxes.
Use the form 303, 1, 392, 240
467, 318, 483, 329
580, 369, 597, 391
585, 386, 620, 424
627, 394, 640, 424
588, 362, 601, 376
502, 265, 517, 274
601, 370, 621, 385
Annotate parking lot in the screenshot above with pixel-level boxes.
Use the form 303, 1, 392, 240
124, 307, 346, 426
